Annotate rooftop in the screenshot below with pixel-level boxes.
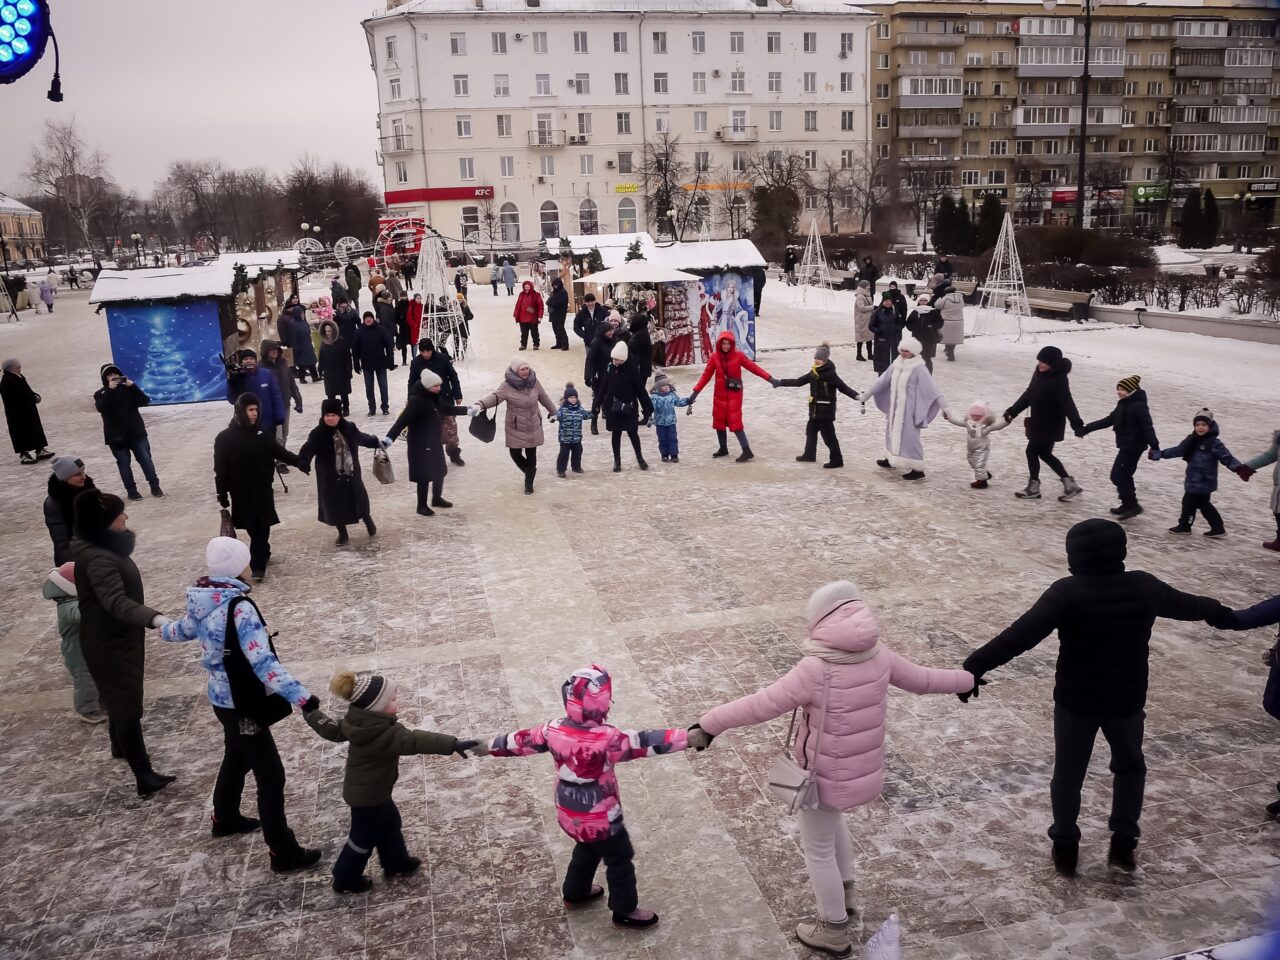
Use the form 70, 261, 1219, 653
374, 0, 875, 19
0, 193, 40, 217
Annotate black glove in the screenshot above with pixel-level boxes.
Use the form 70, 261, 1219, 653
1205, 607, 1236, 630
957, 677, 988, 703
453, 738, 487, 758
218, 496, 229, 509
639, 416, 651, 428
302, 695, 320, 713
1073, 427, 1086, 438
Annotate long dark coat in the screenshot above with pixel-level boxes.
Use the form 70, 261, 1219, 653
298, 418, 380, 526
214, 399, 304, 529
45, 473, 96, 566
318, 327, 354, 396
869, 305, 904, 374
387, 383, 468, 483
599, 361, 654, 432
0, 369, 47, 453
73, 532, 161, 722
1005, 356, 1084, 444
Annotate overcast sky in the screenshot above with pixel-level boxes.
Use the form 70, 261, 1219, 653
0, 0, 381, 197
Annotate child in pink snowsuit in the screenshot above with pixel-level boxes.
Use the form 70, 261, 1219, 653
486, 664, 699, 929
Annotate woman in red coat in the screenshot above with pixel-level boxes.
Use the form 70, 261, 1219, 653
690, 330, 777, 462
406, 293, 424, 349
513, 280, 544, 351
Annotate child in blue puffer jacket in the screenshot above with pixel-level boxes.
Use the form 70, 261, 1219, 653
1151, 407, 1248, 537
648, 371, 692, 463
556, 383, 590, 477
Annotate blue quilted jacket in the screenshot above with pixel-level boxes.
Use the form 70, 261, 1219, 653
558, 403, 590, 443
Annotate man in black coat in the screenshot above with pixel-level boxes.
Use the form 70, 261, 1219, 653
934, 253, 954, 281
333, 299, 360, 344
584, 322, 621, 435
628, 313, 654, 384
95, 363, 162, 500
779, 343, 860, 468
884, 280, 908, 322
214, 394, 307, 581
858, 256, 880, 287
352, 312, 393, 416
1004, 345, 1086, 502
344, 261, 362, 311
868, 299, 903, 374
961, 518, 1224, 876
904, 298, 944, 373
1077, 374, 1160, 520
407, 338, 465, 465
573, 294, 608, 347
546, 277, 571, 350
373, 293, 398, 369
44, 454, 95, 565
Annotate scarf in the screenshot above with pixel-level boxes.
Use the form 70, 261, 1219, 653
505, 368, 534, 390
800, 637, 881, 665
333, 428, 354, 477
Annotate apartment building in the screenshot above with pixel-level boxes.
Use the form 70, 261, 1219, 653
0, 193, 45, 266
363, 0, 876, 244
867, 0, 1279, 239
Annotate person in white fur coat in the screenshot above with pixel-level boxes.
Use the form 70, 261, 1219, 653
861, 334, 947, 481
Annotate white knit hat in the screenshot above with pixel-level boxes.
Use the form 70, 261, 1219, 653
611, 340, 629, 361
806, 580, 862, 630
420, 368, 443, 389
897, 334, 923, 356
206, 537, 252, 579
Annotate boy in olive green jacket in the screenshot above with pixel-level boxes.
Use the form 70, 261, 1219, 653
303, 670, 482, 893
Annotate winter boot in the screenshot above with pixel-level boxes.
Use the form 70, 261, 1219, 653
795, 917, 853, 958
613, 458, 623, 473
364, 516, 377, 537
431, 496, 453, 508
149, 483, 164, 497
735, 447, 754, 463
902, 470, 925, 481
823, 460, 843, 469
558, 468, 567, 477
971, 479, 988, 489
136, 769, 177, 797
1107, 835, 1137, 873
417, 505, 435, 517
564, 884, 604, 909
127, 489, 144, 502
1263, 538, 1280, 551
1051, 840, 1079, 877
1114, 502, 1144, 520
1203, 527, 1227, 538
333, 876, 374, 895
876, 458, 893, 469
1266, 798, 1280, 820
524, 467, 536, 494
448, 448, 465, 466
660, 455, 669, 463
1015, 480, 1042, 499
211, 814, 261, 838
35, 448, 54, 460
1058, 476, 1083, 502
19, 451, 36, 465
385, 857, 422, 879
842, 881, 864, 941
637, 457, 649, 471
668, 457, 677, 464
1169, 520, 1193, 534
713, 429, 729, 457
613, 908, 660, 930
270, 845, 323, 874
796, 454, 817, 463
335, 526, 350, 546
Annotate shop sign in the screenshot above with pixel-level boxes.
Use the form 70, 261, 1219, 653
1132, 183, 1168, 202
972, 187, 1008, 199
384, 186, 494, 204
1248, 181, 1278, 193
682, 182, 753, 192
1051, 189, 1078, 203
614, 184, 639, 193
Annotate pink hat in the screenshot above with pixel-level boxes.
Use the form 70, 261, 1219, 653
48, 562, 76, 596
968, 401, 990, 420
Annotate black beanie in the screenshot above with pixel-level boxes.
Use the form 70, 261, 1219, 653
321, 398, 343, 417
1065, 518, 1127, 575
1037, 345, 1063, 365
73, 488, 125, 540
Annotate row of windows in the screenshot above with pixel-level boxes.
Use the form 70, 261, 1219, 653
450, 108, 864, 140
457, 198, 642, 243
437, 28, 847, 59
879, 17, 1274, 39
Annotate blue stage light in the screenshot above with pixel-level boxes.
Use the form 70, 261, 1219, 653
0, 7, 17, 24
15, 0, 35, 14
15, 17, 29, 34
0, 0, 49, 85
0, 45, 12, 63
0, 25, 13, 41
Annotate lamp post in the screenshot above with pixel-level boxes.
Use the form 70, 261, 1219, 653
0, 233, 9, 275
130, 232, 143, 268
1044, 0, 1091, 230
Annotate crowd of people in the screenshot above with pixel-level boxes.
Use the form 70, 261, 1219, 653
6, 251, 1280, 960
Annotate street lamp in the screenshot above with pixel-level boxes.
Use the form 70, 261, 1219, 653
0, 232, 9, 274
130, 232, 143, 268
1043, 0, 1091, 230
665, 208, 677, 240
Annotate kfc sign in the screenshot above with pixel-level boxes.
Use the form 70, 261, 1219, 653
385, 186, 495, 204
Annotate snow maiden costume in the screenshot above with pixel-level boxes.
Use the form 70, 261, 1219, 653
862, 334, 946, 480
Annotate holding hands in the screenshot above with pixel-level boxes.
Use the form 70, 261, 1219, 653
468, 404, 483, 417
454, 738, 490, 759
1235, 465, 1255, 482
686, 724, 714, 751
380, 437, 394, 448
956, 676, 988, 703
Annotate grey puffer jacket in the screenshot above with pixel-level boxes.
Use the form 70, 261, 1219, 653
853, 289, 874, 342
943, 409, 1011, 473
938, 291, 965, 346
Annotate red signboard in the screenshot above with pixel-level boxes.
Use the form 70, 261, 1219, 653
1051, 189, 1078, 203
384, 186, 495, 205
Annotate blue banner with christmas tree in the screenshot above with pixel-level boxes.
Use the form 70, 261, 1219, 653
103, 298, 228, 404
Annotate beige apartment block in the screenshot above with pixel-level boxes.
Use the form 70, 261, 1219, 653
0, 193, 45, 267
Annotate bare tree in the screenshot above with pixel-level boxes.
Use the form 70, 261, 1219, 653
25, 119, 117, 254
1156, 137, 1193, 231
816, 162, 850, 235
639, 131, 689, 240
710, 164, 752, 239
89, 189, 139, 257
895, 158, 954, 251
1084, 157, 1127, 228
166, 160, 227, 252
746, 149, 812, 195
1011, 156, 1051, 226
847, 147, 894, 233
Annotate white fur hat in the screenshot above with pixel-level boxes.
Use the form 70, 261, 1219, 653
898, 334, 923, 356
806, 581, 862, 630
206, 537, 252, 579
611, 340, 629, 361
420, 368, 443, 389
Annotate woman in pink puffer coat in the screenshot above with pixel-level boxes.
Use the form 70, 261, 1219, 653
695, 580, 974, 957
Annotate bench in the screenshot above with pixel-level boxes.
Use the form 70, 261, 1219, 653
1022, 286, 1092, 321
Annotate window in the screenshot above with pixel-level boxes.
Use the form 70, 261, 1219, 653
654, 73, 668, 94
692, 150, 709, 172
460, 205, 480, 236
1019, 81, 1035, 96
655, 112, 669, 133
731, 70, 746, 93
910, 51, 929, 66
540, 201, 559, 240
770, 110, 783, 131
965, 81, 981, 96
617, 151, 633, 174
841, 32, 856, 54
966, 112, 981, 127
451, 75, 468, 97
1150, 22, 1168, 36
578, 199, 599, 235
653, 31, 667, 54
578, 112, 592, 136
459, 157, 475, 181
877, 54, 890, 70
1262, 164, 1276, 179
1044, 139, 1062, 155
573, 73, 590, 95
1147, 82, 1163, 96
992, 82, 1005, 95
389, 77, 402, 100
615, 73, 629, 95
768, 32, 782, 53
617, 112, 632, 134
573, 31, 588, 54
1149, 52, 1167, 67
841, 149, 854, 169
803, 150, 818, 170
1125, 52, 1141, 68
533, 31, 548, 53
450, 33, 466, 55
969, 21, 985, 34
876, 22, 890, 39
876, 83, 889, 99
841, 73, 855, 93
990, 140, 1008, 156
876, 113, 889, 129
1144, 138, 1160, 152
963, 140, 980, 155
385, 36, 398, 62
730, 32, 744, 53
500, 155, 515, 178
1122, 81, 1137, 96
804, 110, 818, 132
613, 31, 628, 53
456, 115, 472, 137
617, 198, 637, 233
803, 72, 817, 94
1020, 106, 1070, 124
499, 203, 520, 243
732, 151, 748, 173
492, 32, 507, 54
694, 110, 708, 133
494, 74, 510, 97
995, 20, 1012, 34
394, 160, 408, 185
1225, 48, 1274, 67
988, 169, 1007, 185
1175, 20, 1228, 37
939, 51, 956, 65
967, 52, 983, 66
1122, 109, 1136, 125
804, 190, 819, 212
875, 143, 890, 158
840, 110, 855, 131
962, 170, 980, 186
692, 31, 706, 54
535, 74, 551, 96
904, 77, 962, 95
580, 155, 594, 176
769, 73, 782, 93
540, 155, 555, 177
1016, 139, 1033, 155
731, 110, 747, 132
803, 32, 818, 52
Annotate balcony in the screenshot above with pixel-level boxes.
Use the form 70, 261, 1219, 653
897, 63, 964, 77
380, 132, 416, 154
528, 130, 568, 148
1171, 34, 1234, 49
900, 93, 964, 109
898, 124, 963, 139
717, 125, 759, 143
897, 31, 967, 47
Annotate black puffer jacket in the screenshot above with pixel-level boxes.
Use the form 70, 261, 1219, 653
44, 473, 96, 565
213, 394, 304, 529
584, 329, 621, 387
628, 314, 654, 382
1081, 388, 1159, 450
964, 519, 1222, 718
93, 364, 150, 446
780, 360, 860, 422
318, 322, 353, 396
599, 361, 653, 432
1004, 350, 1084, 444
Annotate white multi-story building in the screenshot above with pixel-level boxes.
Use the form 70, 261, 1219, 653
362, 0, 876, 245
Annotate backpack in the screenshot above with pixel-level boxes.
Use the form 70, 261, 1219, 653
222, 595, 293, 726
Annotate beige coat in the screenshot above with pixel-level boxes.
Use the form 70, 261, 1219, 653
938, 291, 966, 345
854, 289, 874, 342
479, 374, 558, 448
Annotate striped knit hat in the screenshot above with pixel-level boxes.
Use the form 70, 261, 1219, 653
1117, 375, 1141, 394
334, 671, 397, 714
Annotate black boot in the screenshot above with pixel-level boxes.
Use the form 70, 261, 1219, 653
735, 447, 754, 463
713, 429, 729, 457
448, 448, 465, 466
856, 343, 865, 361
431, 482, 453, 508
1114, 501, 1143, 520
364, 516, 377, 536
136, 769, 178, 797
211, 814, 261, 838
524, 467, 536, 494
590, 418, 599, 436
335, 525, 349, 546
1107, 835, 1137, 873
270, 845, 323, 874
1052, 840, 1078, 877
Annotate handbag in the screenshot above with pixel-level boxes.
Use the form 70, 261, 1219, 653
766, 669, 831, 814
469, 405, 497, 443
219, 508, 236, 540
725, 377, 743, 392
372, 448, 395, 485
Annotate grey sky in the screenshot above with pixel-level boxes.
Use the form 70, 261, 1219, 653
0, 0, 381, 197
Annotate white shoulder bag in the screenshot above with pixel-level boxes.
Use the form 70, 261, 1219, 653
766, 669, 831, 814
